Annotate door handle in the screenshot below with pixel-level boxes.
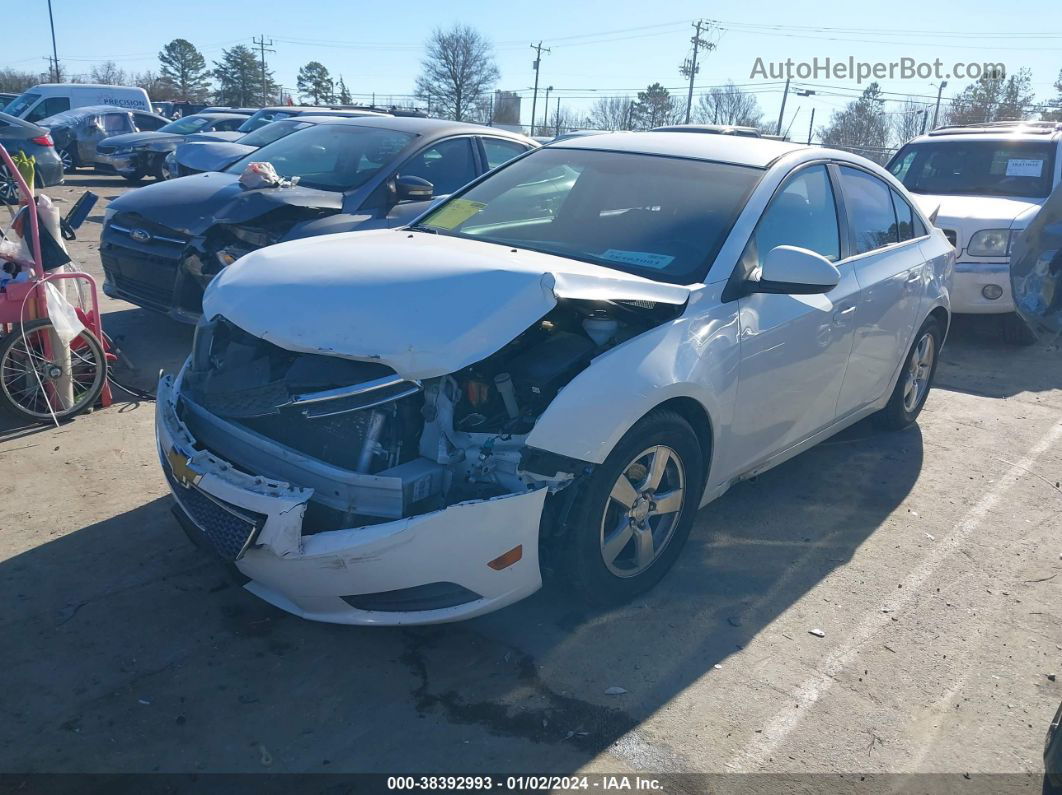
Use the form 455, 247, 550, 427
833, 306, 856, 324
905, 272, 922, 284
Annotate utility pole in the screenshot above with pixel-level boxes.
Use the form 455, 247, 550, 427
680, 20, 715, 124
555, 95, 561, 136
920, 107, 929, 135
775, 78, 790, 136
542, 85, 552, 135
931, 80, 948, 130
530, 41, 550, 136
807, 107, 815, 145
47, 0, 60, 82
253, 35, 275, 105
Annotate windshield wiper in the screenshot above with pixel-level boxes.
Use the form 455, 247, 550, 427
407, 224, 438, 234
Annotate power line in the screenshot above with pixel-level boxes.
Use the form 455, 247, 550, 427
253, 35, 275, 105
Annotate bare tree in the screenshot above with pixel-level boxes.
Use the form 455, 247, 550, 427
891, 97, 928, 146
133, 70, 174, 101
695, 81, 763, 127
0, 68, 39, 93
535, 105, 584, 137
587, 96, 632, 130
945, 68, 1034, 125
414, 25, 499, 121
818, 83, 891, 164
90, 61, 128, 86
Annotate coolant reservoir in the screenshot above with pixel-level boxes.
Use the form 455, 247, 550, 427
583, 317, 619, 346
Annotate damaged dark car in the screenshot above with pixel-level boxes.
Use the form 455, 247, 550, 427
100, 116, 536, 322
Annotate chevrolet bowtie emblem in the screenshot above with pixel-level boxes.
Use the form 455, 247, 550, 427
167, 448, 200, 488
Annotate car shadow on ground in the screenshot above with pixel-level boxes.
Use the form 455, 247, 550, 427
0, 413, 924, 774
936, 314, 1062, 398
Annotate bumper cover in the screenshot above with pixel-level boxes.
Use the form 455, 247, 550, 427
950, 260, 1015, 314
95, 152, 140, 176
155, 374, 547, 625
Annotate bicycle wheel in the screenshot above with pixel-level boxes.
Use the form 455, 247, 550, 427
0, 318, 107, 422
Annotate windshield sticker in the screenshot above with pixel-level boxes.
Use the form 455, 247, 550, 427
601, 249, 675, 269
425, 199, 485, 230
1006, 159, 1044, 178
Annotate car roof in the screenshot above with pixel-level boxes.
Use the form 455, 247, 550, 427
187, 112, 251, 121
0, 110, 45, 132
653, 123, 762, 137
300, 115, 535, 143
30, 83, 145, 91
550, 130, 807, 168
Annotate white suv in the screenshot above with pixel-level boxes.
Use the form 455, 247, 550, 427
888, 121, 1061, 343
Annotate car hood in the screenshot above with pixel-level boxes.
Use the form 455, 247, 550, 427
176, 141, 256, 173
910, 193, 1044, 228
202, 229, 692, 380
107, 171, 343, 235
102, 131, 181, 149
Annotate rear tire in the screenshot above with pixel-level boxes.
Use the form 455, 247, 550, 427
557, 409, 705, 606
874, 317, 942, 431
121, 171, 144, 184
1002, 312, 1037, 346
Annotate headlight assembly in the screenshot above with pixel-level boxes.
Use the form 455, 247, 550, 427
967, 229, 1012, 257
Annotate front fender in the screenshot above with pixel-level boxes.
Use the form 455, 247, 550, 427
525, 287, 741, 480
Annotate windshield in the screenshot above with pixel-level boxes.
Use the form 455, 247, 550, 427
225, 123, 414, 192
889, 140, 1057, 198
415, 147, 763, 284
237, 119, 312, 148
159, 116, 212, 135
237, 109, 296, 133
5, 93, 39, 118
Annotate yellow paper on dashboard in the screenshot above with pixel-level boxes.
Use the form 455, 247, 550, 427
424, 199, 485, 230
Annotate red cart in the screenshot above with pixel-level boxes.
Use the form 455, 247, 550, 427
0, 142, 112, 423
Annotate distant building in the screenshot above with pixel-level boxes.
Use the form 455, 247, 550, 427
493, 90, 521, 127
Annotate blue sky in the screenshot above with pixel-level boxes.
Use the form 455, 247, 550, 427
12, 0, 1062, 132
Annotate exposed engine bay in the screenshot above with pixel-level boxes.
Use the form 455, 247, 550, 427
177, 297, 680, 533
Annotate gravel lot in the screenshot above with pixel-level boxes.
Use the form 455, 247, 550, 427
1, 172, 1060, 784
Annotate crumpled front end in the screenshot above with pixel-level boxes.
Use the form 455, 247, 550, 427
156, 372, 548, 625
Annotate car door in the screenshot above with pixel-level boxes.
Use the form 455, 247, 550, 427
833, 167, 926, 417
729, 163, 861, 471
382, 136, 480, 227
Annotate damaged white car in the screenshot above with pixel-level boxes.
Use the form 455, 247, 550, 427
157, 132, 953, 625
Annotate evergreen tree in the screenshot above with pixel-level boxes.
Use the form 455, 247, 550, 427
158, 39, 211, 101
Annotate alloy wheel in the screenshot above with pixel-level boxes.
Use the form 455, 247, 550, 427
599, 445, 686, 578
902, 331, 935, 413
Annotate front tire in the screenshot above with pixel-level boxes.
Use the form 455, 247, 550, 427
875, 317, 942, 431
559, 409, 705, 605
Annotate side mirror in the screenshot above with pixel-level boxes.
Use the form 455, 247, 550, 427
396, 175, 434, 201
750, 245, 841, 295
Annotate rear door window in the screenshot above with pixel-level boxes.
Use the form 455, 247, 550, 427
890, 188, 917, 241
400, 137, 477, 196
481, 138, 531, 170
102, 113, 133, 134
838, 166, 899, 254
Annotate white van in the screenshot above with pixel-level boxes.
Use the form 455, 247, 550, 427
4, 84, 151, 124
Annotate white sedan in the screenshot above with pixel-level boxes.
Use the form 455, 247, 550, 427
156, 132, 953, 625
